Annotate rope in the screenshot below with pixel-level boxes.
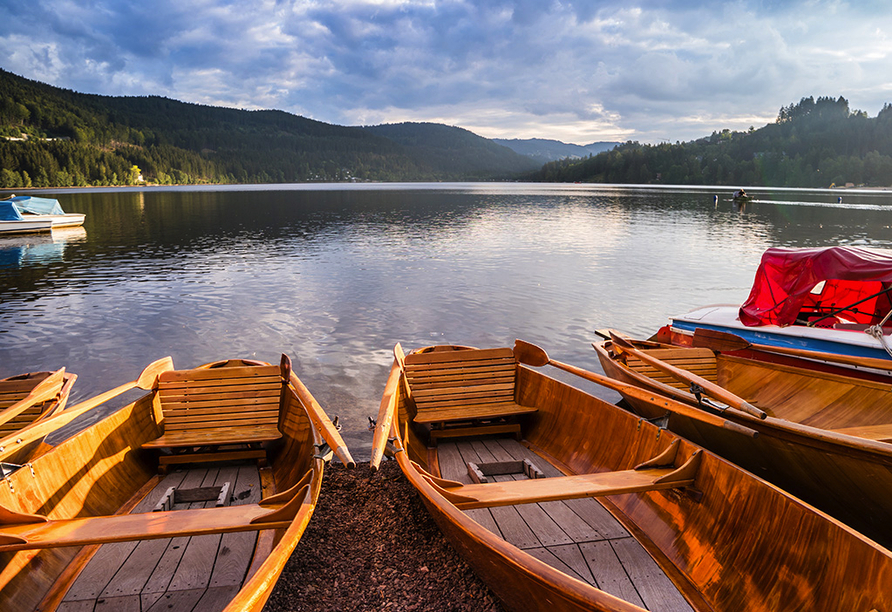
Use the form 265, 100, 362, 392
865, 308, 892, 358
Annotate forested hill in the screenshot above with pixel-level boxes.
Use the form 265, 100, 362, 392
532, 96, 892, 188
0, 69, 538, 187
365, 123, 540, 179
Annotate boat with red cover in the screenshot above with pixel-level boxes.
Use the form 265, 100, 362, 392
669, 246, 892, 361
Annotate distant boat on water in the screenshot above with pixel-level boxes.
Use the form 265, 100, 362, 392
0, 200, 53, 234
732, 188, 752, 202
4, 195, 85, 228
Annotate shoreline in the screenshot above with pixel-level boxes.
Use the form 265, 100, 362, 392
4, 182, 892, 196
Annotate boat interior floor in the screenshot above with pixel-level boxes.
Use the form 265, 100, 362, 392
437, 437, 694, 612
55, 462, 262, 612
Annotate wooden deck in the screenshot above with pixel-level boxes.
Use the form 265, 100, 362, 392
437, 437, 694, 612
56, 463, 262, 612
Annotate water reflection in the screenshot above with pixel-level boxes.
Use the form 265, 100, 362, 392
2, 184, 892, 457
0, 227, 87, 268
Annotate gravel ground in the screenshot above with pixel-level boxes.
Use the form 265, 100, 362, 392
264, 460, 506, 612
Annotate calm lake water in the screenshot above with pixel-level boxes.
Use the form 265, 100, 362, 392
3, 183, 892, 457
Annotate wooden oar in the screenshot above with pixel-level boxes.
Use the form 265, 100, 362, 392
371, 343, 414, 471
288, 371, 355, 468
513, 340, 759, 438
67, 356, 174, 414
609, 332, 767, 420
693, 327, 892, 372
370, 356, 402, 471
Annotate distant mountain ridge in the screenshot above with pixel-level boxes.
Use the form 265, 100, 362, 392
367, 123, 540, 178
493, 138, 619, 163
0, 69, 539, 187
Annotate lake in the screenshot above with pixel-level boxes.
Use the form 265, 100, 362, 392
3, 183, 892, 457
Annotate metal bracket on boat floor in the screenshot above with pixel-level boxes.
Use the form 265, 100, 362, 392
153, 482, 232, 512
467, 459, 543, 484
314, 442, 334, 463
652, 414, 670, 429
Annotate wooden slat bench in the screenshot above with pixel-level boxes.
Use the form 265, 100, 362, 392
623, 348, 718, 390
403, 347, 538, 442
141, 362, 285, 469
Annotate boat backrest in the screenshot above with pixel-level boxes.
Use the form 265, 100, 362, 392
156, 363, 283, 434
624, 347, 718, 389
403, 347, 517, 419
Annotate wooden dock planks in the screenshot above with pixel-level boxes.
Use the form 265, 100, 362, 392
437, 437, 694, 612
59, 464, 261, 612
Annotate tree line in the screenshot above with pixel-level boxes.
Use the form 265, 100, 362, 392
532, 96, 892, 188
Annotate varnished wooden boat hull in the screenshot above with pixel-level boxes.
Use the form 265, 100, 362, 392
595, 337, 892, 547
379, 344, 892, 612
0, 357, 332, 612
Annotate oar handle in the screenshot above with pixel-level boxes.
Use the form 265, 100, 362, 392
65, 380, 138, 413
546, 359, 759, 438
736, 400, 767, 419
289, 372, 355, 468
722, 420, 760, 437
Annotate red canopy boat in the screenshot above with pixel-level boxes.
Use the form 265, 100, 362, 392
739, 246, 892, 327
668, 246, 892, 361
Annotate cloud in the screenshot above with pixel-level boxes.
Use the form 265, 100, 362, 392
1, 0, 891, 143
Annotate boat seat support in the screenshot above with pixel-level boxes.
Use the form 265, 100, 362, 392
153, 482, 231, 512
0, 470, 314, 552
423, 440, 702, 510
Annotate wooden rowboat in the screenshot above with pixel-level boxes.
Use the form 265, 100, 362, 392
594, 330, 892, 549
0, 368, 76, 464
0, 354, 353, 612
371, 341, 892, 612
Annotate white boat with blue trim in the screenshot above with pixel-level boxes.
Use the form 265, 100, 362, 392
668, 246, 892, 362
0, 201, 53, 234
4, 195, 85, 228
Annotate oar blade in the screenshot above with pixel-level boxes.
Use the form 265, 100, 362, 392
136, 357, 175, 390
691, 328, 751, 352
513, 340, 549, 367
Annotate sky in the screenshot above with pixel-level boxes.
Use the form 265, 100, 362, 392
1, 0, 891, 145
